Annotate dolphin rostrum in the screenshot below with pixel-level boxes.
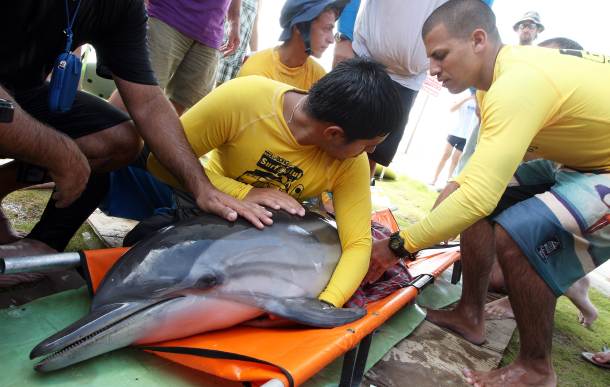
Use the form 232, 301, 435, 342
30, 210, 366, 371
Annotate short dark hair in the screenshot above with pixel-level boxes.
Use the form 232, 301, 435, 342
422, 0, 500, 42
538, 37, 583, 50
305, 58, 404, 142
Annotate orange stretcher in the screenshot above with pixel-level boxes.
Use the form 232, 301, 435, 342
80, 210, 461, 387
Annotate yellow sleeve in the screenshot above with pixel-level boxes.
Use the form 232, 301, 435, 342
318, 154, 372, 307
203, 166, 254, 200
147, 81, 246, 198
401, 66, 561, 251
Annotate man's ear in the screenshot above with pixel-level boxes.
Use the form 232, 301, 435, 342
472, 29, 487, 54
292, 25, 301, 37
321, 125, 346, 142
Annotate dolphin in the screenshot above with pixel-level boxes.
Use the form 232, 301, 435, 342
30, 210, 366, 371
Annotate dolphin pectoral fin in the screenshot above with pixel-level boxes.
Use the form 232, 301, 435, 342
258, 297, 366, 328
30, 300, 155, 360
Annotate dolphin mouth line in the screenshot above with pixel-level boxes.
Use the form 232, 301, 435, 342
34, 296, 183, 370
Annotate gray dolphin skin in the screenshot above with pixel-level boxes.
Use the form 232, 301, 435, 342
30, 210, 366, 372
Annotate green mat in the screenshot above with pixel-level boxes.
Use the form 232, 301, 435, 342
1, 272, 461, 387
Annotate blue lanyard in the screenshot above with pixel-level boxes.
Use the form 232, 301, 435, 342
63, 0, 82, 52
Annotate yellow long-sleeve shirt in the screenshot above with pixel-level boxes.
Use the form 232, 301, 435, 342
148, 76, 372, 307
238, 47, 327, 90
402, 45, 610, 251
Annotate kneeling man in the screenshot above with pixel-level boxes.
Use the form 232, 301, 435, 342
134, 58, 405, 308
369, 1, 610, 385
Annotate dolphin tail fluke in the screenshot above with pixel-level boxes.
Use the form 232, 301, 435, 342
228, 294, 366, 328
30, 301, 150, 360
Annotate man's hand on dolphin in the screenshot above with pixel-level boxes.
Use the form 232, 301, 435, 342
364, 238, 400, 284
245, 188, 306, 217
195, 187, 274, 229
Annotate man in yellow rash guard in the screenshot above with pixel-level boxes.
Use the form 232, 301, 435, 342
238, 0, 342, 90
367, 1, 610, 386
140, 58, 404, 307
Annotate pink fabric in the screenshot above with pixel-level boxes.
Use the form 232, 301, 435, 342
345, 221, 413, 308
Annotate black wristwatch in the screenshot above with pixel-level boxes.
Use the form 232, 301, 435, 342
334, 32, 351, 43
0, 98, 15, 123
388, 232, 417, 261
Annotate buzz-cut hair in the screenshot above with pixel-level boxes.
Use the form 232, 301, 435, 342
422, 0, 500, 42
538, 37, 583, 50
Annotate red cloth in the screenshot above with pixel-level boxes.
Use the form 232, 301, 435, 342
345, 221, 413, 308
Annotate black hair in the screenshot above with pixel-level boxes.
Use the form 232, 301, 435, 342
422, 0, 500, 42
539, 37, 583, 50
305, 58, 404, 142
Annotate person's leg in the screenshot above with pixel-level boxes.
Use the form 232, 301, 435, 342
368, 84, 417, 171
166, 41, 219, 115
428, 161, 557, 339
431, 142, 454, 185
426, 218, 495, 345
147, 17, 189, 92
488, 260, 506, 292
25, 172, 110, 251
485, 275, 598, 325
0, 161, 45, 243
464, 225, 557, 386
471, 167, 610, 385
1, 87, 138, 254
447, 148, 462, 178
564, 276, 597, 327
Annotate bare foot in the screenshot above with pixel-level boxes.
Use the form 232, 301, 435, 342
0, 239, 56, 288
484, 296, 515, 320
426, 308, 486, 345
565, 277, 598, 328
592, 351, 610, 364
463, 360, 556, 386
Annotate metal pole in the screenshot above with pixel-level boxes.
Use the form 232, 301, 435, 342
1, 252, 81, 274
403, 93, 430, 156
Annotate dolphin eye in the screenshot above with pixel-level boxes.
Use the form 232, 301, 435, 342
195, 272, 222, 289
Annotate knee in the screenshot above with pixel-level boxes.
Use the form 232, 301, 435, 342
112, 121, 143, 165
494, 225, 521, 264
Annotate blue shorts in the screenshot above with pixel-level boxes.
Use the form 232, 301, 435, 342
493, 160, 610, 296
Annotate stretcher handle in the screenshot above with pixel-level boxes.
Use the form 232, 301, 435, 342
0, 252, 81, 274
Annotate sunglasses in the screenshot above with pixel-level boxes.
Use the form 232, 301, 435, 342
518, 22, 538, 30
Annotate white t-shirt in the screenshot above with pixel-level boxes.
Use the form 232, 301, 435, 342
352, 0, 448, 90
449, 98, 477, 139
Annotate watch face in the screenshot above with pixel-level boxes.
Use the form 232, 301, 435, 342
390, 238, 400, 249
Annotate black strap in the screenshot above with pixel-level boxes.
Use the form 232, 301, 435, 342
138, 345, 295, 387
63, 0, 82, 51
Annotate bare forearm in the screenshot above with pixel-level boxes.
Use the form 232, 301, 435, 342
227, 0, 241, 23
249, 6, 259, 51
0, 86, 80, 170
116, 80, 212, 197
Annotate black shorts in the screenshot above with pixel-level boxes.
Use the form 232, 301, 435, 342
368, 82, 418, 167
447, 135, 466, 152
13, 82, 130, 139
